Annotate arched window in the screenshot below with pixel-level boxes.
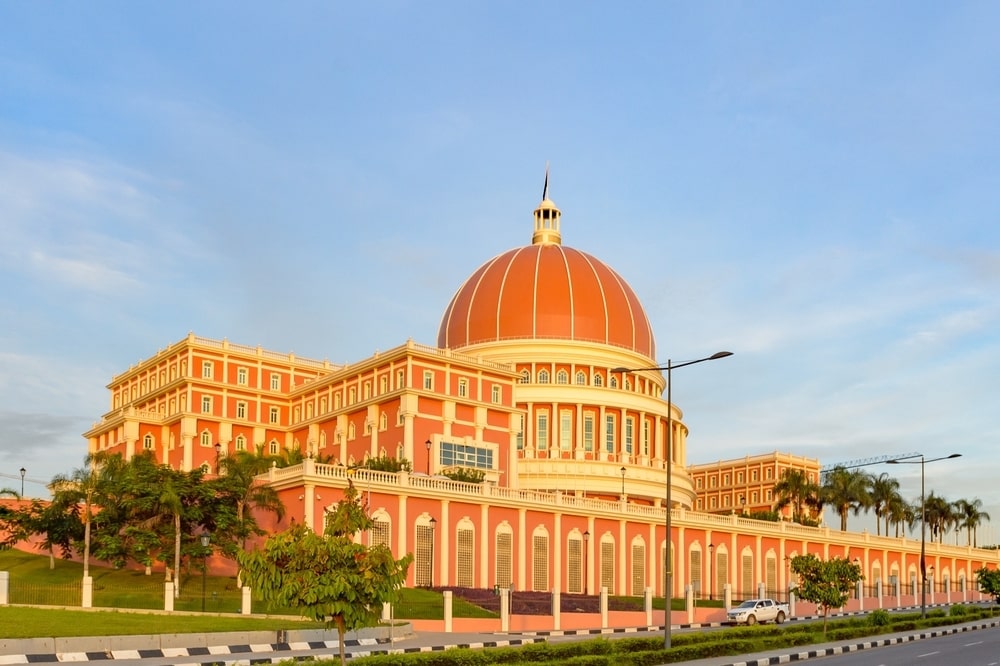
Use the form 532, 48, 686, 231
631, 536, 646, 595
609, 376, 618, 389
379, 412, 388, 431
519, 370, 530, 384
235, 434, 247, 451
348, 423, 356, 440
456, 519, 475, 588
556, 370, 568, 385
538, 369, 550, 384
200, 430, 212, 447
594, 374, 604, 387
495, 523, 513, 589
532, 526, 550, 592
575, 371, 587, 385
143, 434, 154, 450
600, 535, 616, 594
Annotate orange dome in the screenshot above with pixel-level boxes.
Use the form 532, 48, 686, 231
437, 185, 656, 358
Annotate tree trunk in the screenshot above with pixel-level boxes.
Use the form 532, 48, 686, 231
173, 511, 182, 597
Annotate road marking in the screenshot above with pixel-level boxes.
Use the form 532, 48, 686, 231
916, 652, 940, 658
964, 641, 983, 646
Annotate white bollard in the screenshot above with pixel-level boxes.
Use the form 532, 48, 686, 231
644, 587, 653, 627
443, 590, 453, 633
600, 586, 609, 629
82, 575, 93, 608
685, 584, 694, 624
723, 583, 732, 611
165, 582, 174, 612
0, 571, 9, 605
552, 589, 561, 631
242, 586, 252, 615
500, 588, 510, 633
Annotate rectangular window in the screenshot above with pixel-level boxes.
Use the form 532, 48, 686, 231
201, 396, 211, 413
642, 420, 650, 456
560, 410, 572, 450
202, 361, 213, 379
604, 415, 616, 453
270, 373, 280, 391
236, 401, 247, 419
516, 415, 524, 450
349, 387, 356, 404
423, 371, 433, 390
396, 369, 405, 389
439, 441, 495, 470
625, 417, 634, 454
237, 367, 248, 386
269, 406, 279, 424
583, 414, 594, 451
458, 378, 468, 398
491, 385, 501, 403
536, 412, 549, 450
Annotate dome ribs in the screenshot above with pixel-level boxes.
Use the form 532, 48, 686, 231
534, 246, 574, 339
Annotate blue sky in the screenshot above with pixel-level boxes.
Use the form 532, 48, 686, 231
1, 3, 997, 540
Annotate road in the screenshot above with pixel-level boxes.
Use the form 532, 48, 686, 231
793, 629, 1000, 666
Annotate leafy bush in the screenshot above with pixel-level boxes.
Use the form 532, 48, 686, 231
442, 468, 486, 484
868, 609, 891, 626
950, 604, 968, 616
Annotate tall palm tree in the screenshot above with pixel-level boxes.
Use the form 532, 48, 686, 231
923, 492, 955, 543
773, 469, 820, 523
954, 498, 991, 547
869, 472, 901, 537
821, 467, 873, 531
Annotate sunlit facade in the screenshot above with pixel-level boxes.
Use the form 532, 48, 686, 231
84, 185, 998, 599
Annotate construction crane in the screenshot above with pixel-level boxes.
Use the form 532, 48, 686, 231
820, 452, 921, 473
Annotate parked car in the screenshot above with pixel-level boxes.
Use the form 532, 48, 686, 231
726, 598, 788, 625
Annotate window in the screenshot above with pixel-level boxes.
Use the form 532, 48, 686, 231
458, 378, 468, 398
560, 411, 572, 450
593, 374, 603, 387
532, 532, 549, 592
235, 435, 247, 451
237, 367, 248, 385
766, 468, 773, 480
439, 441, 495, 470
609, 376, 618, 389
583, 414, 595, 451
752, 470, 758, 481
269, 406, 279, 424
363, 418, 372, 435
379, 376, 388, 394
538, 369, 550, 384
752, 491, 758, 503
604, 415, 616, 452
396, 369, 405, 389
642, 420, 650, 456
625, 417, 634, 454
491, 385, 501, 403
268, 440, 278, 455
724, 474, 730, 485
363, 382, 371, 400
575, 371, 587, 385
696, 478, 703, 489
710, 476, 717, 488
202, 361, 213, 379
349, 387, 356, 404
379, 412, 388, 431
201, 396, 212, 414
200, 431, 212, 447
143, 434, 154, 450
624, 380, 631, 391
320, 397, 327, 413
519, 370, 530, 384
737, 472, 744, 483
423, 371, 434, 390
556, 370, 568, 385
516, 415, 524, 450
270, 373, 280, 391
236, 401, 247, 419
334, 394, 342, 409
536, 412, 549, 450
348, 423, 356, 439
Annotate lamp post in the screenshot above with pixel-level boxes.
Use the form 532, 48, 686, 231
214, 442, 222, 473
19, 467, 25, 498
583, 530, 590, 595
425, 439, 432, 475
428, 517, 437, 588
887, 453, 961, 618
740, 495, 746, 515
620, 466, 626, 498
200, 533, 211, 612
613, 350, 733, 649
708, 543, 714, 600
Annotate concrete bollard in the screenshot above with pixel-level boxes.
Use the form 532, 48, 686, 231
857, 579, 864, 611
443, 590, 453, 633
685, 585, 694, 624
876, 579, 883, 609
757, 582, 766, 599
0, 571, 8, 605
500, 587, 510, 632
789, 589, 796, 617
599, 586, 609, 629
82, 575, 93, 608
242, 586, 252, 615
723, 583, 732, 611
164, 582, 174, 612
644, 587, 653, 627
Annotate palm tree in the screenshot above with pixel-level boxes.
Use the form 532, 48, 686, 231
773, 469, 820, 523
0, 487, 19, 499
821, 467, 873, 531
868, 472, 901, 537
923, 492, 955, 543
954, 498, 991, 547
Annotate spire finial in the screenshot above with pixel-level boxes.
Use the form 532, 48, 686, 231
542, 162, 550, 201
532, 163, 562, 245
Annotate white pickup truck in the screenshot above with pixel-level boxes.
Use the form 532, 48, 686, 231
725, 598, 789, 625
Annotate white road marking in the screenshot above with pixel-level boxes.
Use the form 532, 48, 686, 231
916, 652, 940, 658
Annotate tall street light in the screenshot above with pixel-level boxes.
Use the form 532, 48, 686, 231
19, 467, 25, 498
614, 350, 733, 649
583, 530, 590, 595
708, 543, 714, 601
887, 453, 961, 618
425, 439, 432, 475
620, 466, 626, 498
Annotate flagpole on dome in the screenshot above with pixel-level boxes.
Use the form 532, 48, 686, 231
542, 162, 550, 201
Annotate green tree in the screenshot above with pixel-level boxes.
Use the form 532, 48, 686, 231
773, 469, 819, 524
975, 566, 1000, 605
789, 554, 863, 635
14, 498, 84, 568
924, 492, 955, 543
239, 481, 412, 666
955, 498, 991, 548
868, 472, 900, 537
821, 467, 872, 531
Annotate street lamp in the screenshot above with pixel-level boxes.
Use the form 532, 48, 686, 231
583, 530, 590, 595
887, 453, 961, 618
428, 517, 437, 588
214, 442, 222, 473
708, 543, 714, 600
425, 438, 432, 475
740, 495, 746, 515
19, 467, 25, 498
199, 533, 211, 612
613, 350, 733, 649
620, 466, 626, 498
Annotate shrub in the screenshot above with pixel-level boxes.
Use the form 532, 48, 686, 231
950, 604, 968, 617
868, 609, 891, 626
